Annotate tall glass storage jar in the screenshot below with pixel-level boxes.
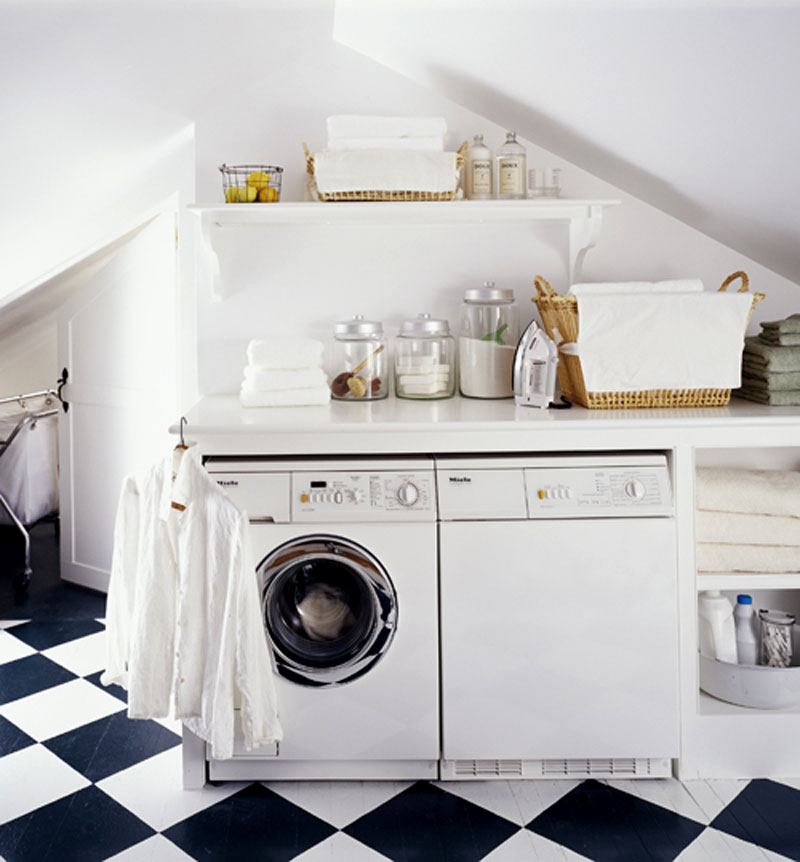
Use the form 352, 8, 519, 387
394, 313, 456, 400
329, 315, 387, 400
459, 282, 518, 398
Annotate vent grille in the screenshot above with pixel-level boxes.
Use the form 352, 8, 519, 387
444, 758, 670, 780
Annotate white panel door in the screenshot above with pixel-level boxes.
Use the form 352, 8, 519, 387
57, 214, 178, 591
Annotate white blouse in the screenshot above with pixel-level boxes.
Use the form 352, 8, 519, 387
101, 445, 282, 759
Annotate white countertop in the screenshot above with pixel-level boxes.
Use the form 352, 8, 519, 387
176, 394, 800, 456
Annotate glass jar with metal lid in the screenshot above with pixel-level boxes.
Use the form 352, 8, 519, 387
329, 315, 388, 400
459, 281, 518, 398
394, 313, 456, 400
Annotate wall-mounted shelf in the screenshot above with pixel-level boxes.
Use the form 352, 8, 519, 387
697, 573, 800, 591
188, 199, 620, 300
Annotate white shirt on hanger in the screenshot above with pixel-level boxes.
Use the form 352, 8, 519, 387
101, 444, 282, 760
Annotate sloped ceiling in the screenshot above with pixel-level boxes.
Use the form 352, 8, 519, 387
334, 0, 800, 285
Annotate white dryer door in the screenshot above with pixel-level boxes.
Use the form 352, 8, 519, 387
440, 517, 679, 761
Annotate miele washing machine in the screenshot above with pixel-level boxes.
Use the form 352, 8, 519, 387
436, 452, 679, 781
183, 456, 439, 786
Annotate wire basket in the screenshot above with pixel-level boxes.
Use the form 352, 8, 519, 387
219, 164, 283, 203
302, 142, 467, 202
532, 271, 765, 409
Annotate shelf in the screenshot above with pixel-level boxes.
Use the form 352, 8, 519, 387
188, 198, 620, 299
698, 689, 800, 717
697, 573, 800, 590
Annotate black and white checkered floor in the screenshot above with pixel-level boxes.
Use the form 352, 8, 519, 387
2, 523, 800, 861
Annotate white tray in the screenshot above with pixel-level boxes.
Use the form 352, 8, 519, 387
699, 653, 800, 709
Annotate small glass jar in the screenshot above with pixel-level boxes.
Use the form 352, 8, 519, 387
329, 315, 387, 401
459, 282, 518, 399
759, 609, 796, 668
394, 313, 456, 400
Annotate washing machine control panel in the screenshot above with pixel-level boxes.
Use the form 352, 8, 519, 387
293, 471, 434, 521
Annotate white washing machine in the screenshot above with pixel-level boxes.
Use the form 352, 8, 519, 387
436, 452, 679, 781
183, 456, 439, 785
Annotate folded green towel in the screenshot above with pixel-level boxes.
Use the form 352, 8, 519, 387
741, 369, 800, 391
761, 313, 800, 334
759, 331, 800, 347
744, 336, 800, 372
735, 387, 800, 406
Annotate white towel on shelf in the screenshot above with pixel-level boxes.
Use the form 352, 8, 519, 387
695, 468, 800, 518
326, 136, 445, 152
240, 385, 330, 408
696, 543, 800, 573
573, 291, 752, 392
569, 279, 704, 295
246, 338, 324, 370
243, 366, 326, 391
313, 150, 458, 194
696, 510, 800, 546
327, 115, 447, 140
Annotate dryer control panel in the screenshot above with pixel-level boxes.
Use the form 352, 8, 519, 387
293, 471, 434, 521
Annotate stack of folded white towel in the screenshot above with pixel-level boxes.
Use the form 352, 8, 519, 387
314, 115, 458, 195
240, 338, 330, 407
695, 467, 800, 572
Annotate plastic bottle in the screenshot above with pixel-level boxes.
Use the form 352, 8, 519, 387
496, 131, 527, 200
734, 594, 759, 665
697, 590, 737, 663
465, 134, 493, 200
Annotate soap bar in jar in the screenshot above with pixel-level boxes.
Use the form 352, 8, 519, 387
394, 314, 455, 400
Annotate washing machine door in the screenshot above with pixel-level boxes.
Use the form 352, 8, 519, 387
259, 535, 398, 687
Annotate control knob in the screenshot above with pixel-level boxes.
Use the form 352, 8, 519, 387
624, 478, 646, 500
396, 481, 420, 507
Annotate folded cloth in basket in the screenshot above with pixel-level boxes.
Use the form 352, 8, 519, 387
740, 366, 800, 390
326, 137, 444, 152
327, 115, 447, 140
246, 338, 324, 370
574, 291, 752, 393
743, 336, 800, 372
313, 150, 459, 194
760, 313, 800, 335
568, 279, 704, 295
696, 542, 800, 573
243, 366, 326, 391
695, 467, 800, 518
240, 385, 330, 408
696, 510, 800, 545
735, 387, 800, 406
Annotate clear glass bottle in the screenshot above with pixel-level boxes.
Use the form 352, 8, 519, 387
496, 131, 527, 200
329, 315, 387, 401
465, 134, 493, 200
459, 282, 518, 398
394, 313, 456, 400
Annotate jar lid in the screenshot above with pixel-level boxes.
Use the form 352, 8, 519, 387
399, 313, 451, 337
334, 314, 384, 338
463, 281, 515, 304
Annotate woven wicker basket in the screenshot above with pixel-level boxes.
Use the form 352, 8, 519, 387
302, 142, 467, 201
532, 271, 765, 409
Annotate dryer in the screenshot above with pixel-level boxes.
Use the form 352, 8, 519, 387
183, 456, 439, 785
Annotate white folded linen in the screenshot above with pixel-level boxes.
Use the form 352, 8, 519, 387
240, 385, 330, 408
243, 366, 326, 391
313, 150, 459, 194
696, 542, 800, 573
695, 468, 800, 518
246, 338, 324, 370
696, 510, 800, 545
573, 291, 752, 392
327, 115, 447, 140
327, 137, 444, 152
569, 279, 704, 295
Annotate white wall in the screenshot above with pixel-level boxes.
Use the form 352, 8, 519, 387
3, 0, 797, 401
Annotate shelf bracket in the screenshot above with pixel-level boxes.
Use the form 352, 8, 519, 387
196, 211, 223, 301
568, 204, 605, 285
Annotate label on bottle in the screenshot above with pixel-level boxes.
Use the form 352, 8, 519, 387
498, 157, 524, 196
471, 160, 492, 195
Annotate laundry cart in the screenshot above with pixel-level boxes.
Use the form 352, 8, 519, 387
0, 390, 60, 591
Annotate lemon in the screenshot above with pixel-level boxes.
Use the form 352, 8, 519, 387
258, 187, 278, 203
225, 186, 239, 203
238, 185, 258, 203
246, 171, 271, 190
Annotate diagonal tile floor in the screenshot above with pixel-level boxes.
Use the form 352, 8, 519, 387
2, 522, 800, 861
